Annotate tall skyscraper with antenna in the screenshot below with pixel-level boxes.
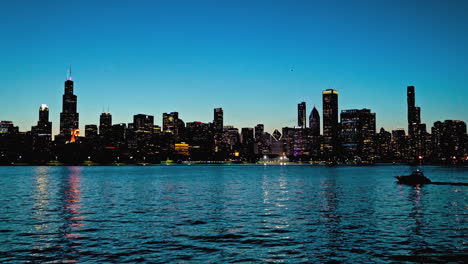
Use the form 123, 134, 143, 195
59, 67, 79, 140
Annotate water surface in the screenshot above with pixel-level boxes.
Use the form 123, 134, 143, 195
0, 165, 466, 263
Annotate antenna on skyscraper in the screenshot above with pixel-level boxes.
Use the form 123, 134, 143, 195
67, 65, 72, 81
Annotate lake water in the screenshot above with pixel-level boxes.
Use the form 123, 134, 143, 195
0, 165, 466, 263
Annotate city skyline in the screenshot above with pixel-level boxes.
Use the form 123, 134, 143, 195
2, 69, 467, 136
1, 0, 468, 134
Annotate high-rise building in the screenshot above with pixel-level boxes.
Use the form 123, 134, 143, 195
214, 108, 223, 131
322, 89, 339, 156
163, 112, 179, 134
340, 109, 376, 159
406, 86, 427, 157
407, 86, 420, 127
99, 112, 112, 136
133, 114, 154, 133
31, 104, 52, 152
376, 128, 392, 160
431, 120, 466, 160
85, 124, 98, 138
254, 124, 264, 141
298, 102, 306, 128
241, 127, 254, 157
59, 68, 79, 140
0, 121, 17, 134
391, 129, 407, 159
32, 104, 52, 136
309, 106, 320, 136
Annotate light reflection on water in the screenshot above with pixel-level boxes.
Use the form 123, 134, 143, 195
0, 165, 466, 263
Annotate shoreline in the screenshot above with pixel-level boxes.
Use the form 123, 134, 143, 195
1, 162, 466, 167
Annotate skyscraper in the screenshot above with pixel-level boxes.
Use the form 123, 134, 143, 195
241, 127, 254, 157
309, 106, 320, 136
163, 112, 179, 134
340, 109, 376, 159
31, 104, 52, 152
85, 124, 98, 138
298, 102, 306, 128
133, 114, 154, 133
59, 68, 79, 140
406, 86, 427, 157
213, 108, 223, 131
322, 89, 339, 155
99, 112, 112, 136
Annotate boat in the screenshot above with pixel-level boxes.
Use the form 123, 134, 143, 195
395, 170, 431, 185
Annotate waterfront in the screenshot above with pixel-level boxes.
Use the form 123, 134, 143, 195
0, 165, 466, 263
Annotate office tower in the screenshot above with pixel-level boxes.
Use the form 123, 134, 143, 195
0, 121, 17, 134
282, 127, 308, 156
254, 124, 268, 154
309, 106, 320, 136
407, 86, 420, 127
111, 123, 127, 146
254, 124, 264, 141
406, 86, 427, 157
376, 128, 392, 160
431, 120, 467, 160
340, 109, 376, 160
133, 114, 154, 133
269, 129, 283, 155
32, 104, 52, 136
185, 121, 214, 157
222, 126, 240, 152
85, 124, 98, 138
59, 68, 79, 140
241, 127, 254, 157
213, 108, 223, 131
162, 112, 179, 134
322, 89, 339, 155
298, 102, 306, 128
391, 129, 407, 158
213, 108, 224, 153
31, 104, 52, 152
99, 112, 112, 136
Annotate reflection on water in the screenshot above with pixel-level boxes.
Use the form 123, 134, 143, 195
0, 165, 466, 263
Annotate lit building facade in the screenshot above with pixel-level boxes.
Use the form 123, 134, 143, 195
322, 89, 339, 157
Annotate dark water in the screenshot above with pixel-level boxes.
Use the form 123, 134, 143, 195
0, 165, 466, 263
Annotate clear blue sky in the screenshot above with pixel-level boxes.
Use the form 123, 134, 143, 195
1, 0, 467, 135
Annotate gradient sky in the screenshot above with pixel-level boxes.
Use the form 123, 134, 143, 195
1, 0, 467, 135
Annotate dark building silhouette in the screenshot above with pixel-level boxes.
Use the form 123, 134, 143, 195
134, 114, 154, 133
391, 129, 407, 159
376, 127, 392, 160
222, 125, 240, 154
31, 104, 52, 154
99, 112, 112, 136
340, 109, 376, 160
406, 86, 427, 158
254, 124, 269, 154
185, 121, 214, 158
322, 89, 339, 156
214, 108, 223, 131
431, 120, 466, 161
309, 106, 320, 136
85, 125, 98, 138
298, 102, 306, 128
213, 108, 224, 154
59, 69, 79, 140
241, 127, 254, 158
